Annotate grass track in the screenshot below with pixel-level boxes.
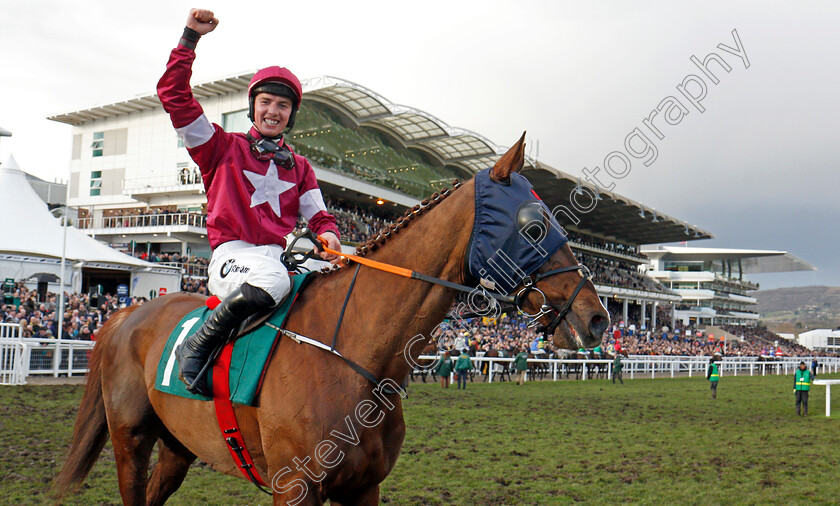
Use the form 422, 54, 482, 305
1, 374, 838, 505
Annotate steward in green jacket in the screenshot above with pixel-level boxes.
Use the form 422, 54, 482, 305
612, 353, 624, 385
454, 351, 472, 390
706, 354, 720, 399
455, 352, 473, 372
435, 354, 454, 376
794, 361, 813, 416
512, 351, 529, 372
512, 350, 529, 385
434, 352, 454, 389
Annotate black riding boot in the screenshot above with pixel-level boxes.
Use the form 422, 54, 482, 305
176, 284, 276, 396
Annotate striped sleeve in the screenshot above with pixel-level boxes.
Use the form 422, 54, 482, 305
298, 158, 340, 239
157, 44, 230, 180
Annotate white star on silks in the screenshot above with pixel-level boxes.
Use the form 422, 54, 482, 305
243, 161, 296, 218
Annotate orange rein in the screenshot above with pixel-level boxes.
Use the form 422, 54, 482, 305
315, 235, 413, 278
314, 235, 518, 306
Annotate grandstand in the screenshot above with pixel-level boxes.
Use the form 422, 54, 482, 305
50, 72, 722, 329
643, 246, 815, 327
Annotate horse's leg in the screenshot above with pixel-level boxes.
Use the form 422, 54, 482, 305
102, 347, 162, 505
145, 434, 196, 506
107, 416, 160, 506
270, 475, 323, 506
330, 485, 379, 506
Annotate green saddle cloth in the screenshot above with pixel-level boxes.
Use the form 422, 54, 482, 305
154, 272, 313, 405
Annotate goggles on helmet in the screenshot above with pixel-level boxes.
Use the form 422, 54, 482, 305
249, 136, 296, 170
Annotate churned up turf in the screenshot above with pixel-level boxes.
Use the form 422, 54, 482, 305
1, 374, 838, 505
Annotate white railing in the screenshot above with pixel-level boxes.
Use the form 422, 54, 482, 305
0, 322, 22, 339
76, 212, 206, 230
159, 261, 208, 278
1, 323, 836, 386
0, 324, 25, 384
0, 325, 96, 385
415, 355, 840, 383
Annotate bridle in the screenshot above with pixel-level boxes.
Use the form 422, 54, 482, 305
512, 264, 592, 337
289, 229, 593, 338
273, 223, 592, 403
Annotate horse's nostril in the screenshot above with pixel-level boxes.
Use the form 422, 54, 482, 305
589, 314, 608, 337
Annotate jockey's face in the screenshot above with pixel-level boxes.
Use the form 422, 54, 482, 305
254, 93, 293, 138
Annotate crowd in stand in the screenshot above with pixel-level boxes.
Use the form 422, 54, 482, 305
2, 280, 834, 359
613, 324, 821, 357
606, 306, 825, 357
427, 300, 831, 359
291, 195, 399, 245
1, 284, 142, 340
564, 230, 646, 259
181, 277, 208, 295
77, 206, 206, 230
303, 200, 670, 296
577, 253, 670, 293
123, 252, 210, 277
102, 197, 668, 297
434, 312, 549, 358
49, 199, 829, 358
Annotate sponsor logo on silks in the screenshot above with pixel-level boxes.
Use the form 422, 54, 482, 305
220, 258, 251, 278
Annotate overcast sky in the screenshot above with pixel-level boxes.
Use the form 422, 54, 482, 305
1, 1, 837, 290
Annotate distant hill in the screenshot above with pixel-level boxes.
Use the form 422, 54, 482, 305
753, 286, 840, 333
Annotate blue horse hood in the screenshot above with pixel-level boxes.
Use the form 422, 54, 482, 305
468, 169, 568, 294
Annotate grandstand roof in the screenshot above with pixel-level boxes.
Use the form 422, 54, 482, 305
523, 161, 712, 245
47, 72, 713, 246
641, 246, 816, 274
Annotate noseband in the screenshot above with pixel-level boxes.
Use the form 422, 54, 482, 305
512, 264, 592, 337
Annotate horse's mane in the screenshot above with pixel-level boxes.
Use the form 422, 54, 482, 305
317, 179, 463, 277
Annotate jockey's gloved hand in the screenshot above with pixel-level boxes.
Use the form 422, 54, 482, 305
318, 232, 342, 265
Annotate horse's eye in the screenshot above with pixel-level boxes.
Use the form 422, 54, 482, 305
516, 201, 548, 243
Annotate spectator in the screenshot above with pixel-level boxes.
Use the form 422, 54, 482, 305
612, 353, 624, 384
794, 361, 813, 416
512, 348, 529, 385
454, 350, 473, 390
434, 352, 454, 389
707, 353, 721, 399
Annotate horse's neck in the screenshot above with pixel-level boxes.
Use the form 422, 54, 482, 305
327, 187, 473, 382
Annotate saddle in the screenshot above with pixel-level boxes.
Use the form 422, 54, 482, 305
155, 270, 315, 405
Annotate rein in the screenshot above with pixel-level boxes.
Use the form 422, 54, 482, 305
309, 231, 591, 338
274, 225, 591, 397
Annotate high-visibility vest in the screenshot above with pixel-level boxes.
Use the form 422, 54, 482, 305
708, 363, 719, 382
795, 369, 812, 391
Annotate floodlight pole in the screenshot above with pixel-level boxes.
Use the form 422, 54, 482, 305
57, 172, 71, 341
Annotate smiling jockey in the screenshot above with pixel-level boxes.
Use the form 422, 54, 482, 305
157, 8, 341, 396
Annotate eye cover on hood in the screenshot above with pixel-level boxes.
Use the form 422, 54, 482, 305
468, 168, 568, 294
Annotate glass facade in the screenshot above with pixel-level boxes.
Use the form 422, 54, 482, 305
91, 131, 104, 157
222, 109, 250, 134
90, 170, 101, 196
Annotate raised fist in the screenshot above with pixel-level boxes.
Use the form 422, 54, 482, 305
186, 8, 219, 35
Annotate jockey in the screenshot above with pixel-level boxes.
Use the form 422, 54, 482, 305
158, 9, 341, 395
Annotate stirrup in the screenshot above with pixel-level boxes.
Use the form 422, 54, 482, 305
181, 343, 226, 396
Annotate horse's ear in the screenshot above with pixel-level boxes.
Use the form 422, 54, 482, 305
490, 132, 526, 183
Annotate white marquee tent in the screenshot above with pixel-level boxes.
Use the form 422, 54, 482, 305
0, 155, 180, 297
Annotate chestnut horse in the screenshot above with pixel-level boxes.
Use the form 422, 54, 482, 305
54, 136, 609, 505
